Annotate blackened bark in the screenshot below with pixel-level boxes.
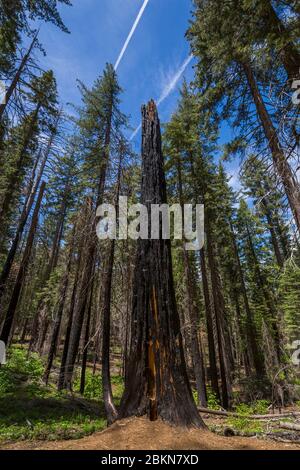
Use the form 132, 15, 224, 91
119, 101, 205, 428
200, 247, 220, 401
0, 181, 46, 345
206, 221, 233, 409
80, 270, 94, 395
62, 199, 95, 390
57, 244, 82, 391
43, 224, 76, 384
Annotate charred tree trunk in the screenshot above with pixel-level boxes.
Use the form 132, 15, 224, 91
62, 199, 95, 390
0, 182, 46, 345
43, 224, 76, 384
57, 242, 82, 391
119, 101, 205, 428
206, 220, 233, 409
80, 269, 94, 395
200, 247, 220, 401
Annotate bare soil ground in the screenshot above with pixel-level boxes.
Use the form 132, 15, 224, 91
1, 417, 300, 451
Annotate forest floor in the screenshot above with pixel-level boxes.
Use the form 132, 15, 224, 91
1, 416, 300, 450
1, 347, 300, 450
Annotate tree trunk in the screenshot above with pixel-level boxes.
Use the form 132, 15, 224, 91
0, 181, 46, 345
43, 224, 76, 384
242, 61, 300, 232
62, 199, 95, 390
206, 220, 233, 409
200, 247, 220, 401
0, 105, 40, 226
176, 159, 206, 406
119, 101, 205, 428
0, 33, 38, 120
57, 241, 82, 391
263, 1, 300, 80
101, 141, 124, 423
245, 224, 281, 361
0, 125, 56, 302
80, 270, 94, 395
229, 221, 265, 376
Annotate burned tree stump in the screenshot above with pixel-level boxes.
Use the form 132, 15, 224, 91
119, 100, 205, 428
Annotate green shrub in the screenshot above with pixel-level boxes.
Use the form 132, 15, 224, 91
206, 387, 220, 410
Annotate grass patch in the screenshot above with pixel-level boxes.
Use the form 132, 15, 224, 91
0, 347, 124, 442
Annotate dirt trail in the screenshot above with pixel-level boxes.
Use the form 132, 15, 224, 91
1, 417, 300, 450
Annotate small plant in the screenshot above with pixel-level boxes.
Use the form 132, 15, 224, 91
206, 387, 221, 410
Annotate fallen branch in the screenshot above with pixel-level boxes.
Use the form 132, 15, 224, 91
278, 422, 300, 431
198, 407, 300, 420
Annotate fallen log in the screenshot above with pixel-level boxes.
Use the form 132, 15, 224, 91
278, 422, 300, 431
198, 407, 300, 420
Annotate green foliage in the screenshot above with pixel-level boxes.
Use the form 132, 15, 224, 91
226, 415, 263, 435
0, 347, 44, 396
279, 259, 300, 343
226, 401, 268, 434
206, 387, 221, 410
0, 397, 106, 442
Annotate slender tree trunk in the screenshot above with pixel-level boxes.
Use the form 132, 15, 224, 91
43, 224, 76, 384
29, 185, 68, 352
119, 101, 205, 427
229, 221, 264, 376
80, 271, 94, 395
262, 199, 284, 267
0, 182, 46, 345
101, 239, 118, 422
0, 105, 40, 226
0, 33, 38, 121
101, 142, 124, 423
206, 220, 232, 409
245, 224, 281, 361
62, 199, 95, 390
58, 242, 82, 391
176, 159, 206, 406
0, 125, 56, 302
200, 247, 220, 401
242, 61, 300, 232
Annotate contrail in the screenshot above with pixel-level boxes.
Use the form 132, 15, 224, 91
114, 0, 150, 71
130, 54, 193, 140
157, 54, 193, 105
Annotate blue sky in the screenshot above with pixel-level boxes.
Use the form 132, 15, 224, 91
34, 0, 240, 187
